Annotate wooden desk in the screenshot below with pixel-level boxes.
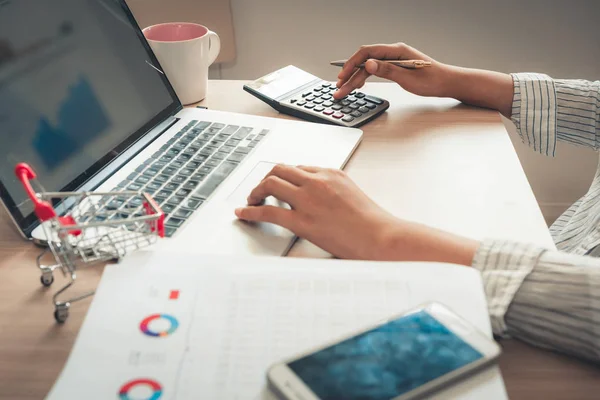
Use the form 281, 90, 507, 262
1, 81, 599, 399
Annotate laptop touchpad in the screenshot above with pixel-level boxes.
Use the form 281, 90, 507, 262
222, 162, 295, 255
227, 162, 292, 211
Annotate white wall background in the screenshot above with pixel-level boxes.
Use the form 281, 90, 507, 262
213, 0, 600, 225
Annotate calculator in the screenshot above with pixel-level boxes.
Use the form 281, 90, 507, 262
243, 65, 389, 128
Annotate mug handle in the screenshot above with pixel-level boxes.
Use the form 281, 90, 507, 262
207, 30, 221, 66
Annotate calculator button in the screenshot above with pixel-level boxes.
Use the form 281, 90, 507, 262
332, 112, 344, 119
313, 99, 324, 104
306, 95, 316, 101
365, 103, 376, 110
342, 116, 355, 122
313, 92, 322, 98
359, 106, 370, 113
349, 103, 360, 110
321, 94, 332, 100
323, 109, 334, 115
341, 100, 351, 106
323, 101, 333, 107
322, 83, 332, 88
297, 101, 306, 106
332, 105, 343, 110
305, 103, 315, 109
356, 100, 367, 106
365, 95, 384, 105
313, 87, 322, 92
355, 92, 366, 98
314, 106, 325, 112
351, 111, 363, 118
302, 92, 312, 97
341, 107, 353, 114
290, 99, 297, 103
350, 91, 357, 95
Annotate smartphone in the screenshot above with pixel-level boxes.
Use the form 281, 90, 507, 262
266, 302, 501, 400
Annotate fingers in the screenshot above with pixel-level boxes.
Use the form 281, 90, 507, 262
296, 165, 322, 173
235, 205, 296, 230
364, 59, 409, 85
334, 68, 370, 99
263, 164, 312, 186
246, 164, 320, 207
247, 175, 298, 206
336, 43, 409, 88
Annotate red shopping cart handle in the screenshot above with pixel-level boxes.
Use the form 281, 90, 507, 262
58, 215, 81, 236
14, 163, 57, 222
143, 196, 165, 238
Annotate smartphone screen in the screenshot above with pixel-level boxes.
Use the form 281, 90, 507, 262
286, 310, 484, 400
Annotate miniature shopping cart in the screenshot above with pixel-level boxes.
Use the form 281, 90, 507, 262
15, 163, 165, 323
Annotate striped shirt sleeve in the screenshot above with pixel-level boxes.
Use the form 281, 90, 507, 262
510, 73, 600, 156
472, 239, 600, 363
555, 79, 600, 150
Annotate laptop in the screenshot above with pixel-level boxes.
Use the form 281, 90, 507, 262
0, 0, 362, 256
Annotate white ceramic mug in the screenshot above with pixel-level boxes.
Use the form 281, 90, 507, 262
143, 22, 221, 105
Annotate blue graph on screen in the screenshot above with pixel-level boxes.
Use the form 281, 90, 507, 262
32, 75, 110, 169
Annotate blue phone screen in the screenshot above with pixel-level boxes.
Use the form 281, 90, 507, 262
287, 310, 483, 400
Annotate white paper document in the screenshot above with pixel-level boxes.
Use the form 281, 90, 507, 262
46, 251, 507, 400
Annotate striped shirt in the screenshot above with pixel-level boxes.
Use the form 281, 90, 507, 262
471, 73, 600, 363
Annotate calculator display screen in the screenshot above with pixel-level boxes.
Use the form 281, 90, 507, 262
247, 66, 318, 99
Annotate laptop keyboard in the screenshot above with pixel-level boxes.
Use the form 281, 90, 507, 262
111, 120, 270, 237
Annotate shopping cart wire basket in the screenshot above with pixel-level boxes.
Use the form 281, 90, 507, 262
15, 163, 165, 322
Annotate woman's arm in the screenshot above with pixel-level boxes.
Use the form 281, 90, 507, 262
234, 164, 480, 264
235, 165, 600, 364
473, 240, 600, 364
335, 43, 600, 157
333, 42, 514, 117
442, 65, 513, 118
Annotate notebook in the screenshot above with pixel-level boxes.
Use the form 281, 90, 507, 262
46, 251, 507, 399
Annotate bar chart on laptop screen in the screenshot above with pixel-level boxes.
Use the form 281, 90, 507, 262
0, 0, 152, 212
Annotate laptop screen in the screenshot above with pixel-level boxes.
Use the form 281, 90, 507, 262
0, 0, 180, 234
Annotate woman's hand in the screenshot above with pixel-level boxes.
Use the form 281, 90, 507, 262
334, 42, 451, 99
333, 42, 514, 117
234, 164, 479, 265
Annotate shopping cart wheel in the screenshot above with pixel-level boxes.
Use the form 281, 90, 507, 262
40, 272, 54, 287
54, 305, 69, 323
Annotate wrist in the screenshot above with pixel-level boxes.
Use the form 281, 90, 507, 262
436, 63, 461, 99
438, 64, 477, 100
375, 218, 480, 266
437, 64, 513, 117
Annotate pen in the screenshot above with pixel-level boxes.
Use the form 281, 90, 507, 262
330, 59, 432, 69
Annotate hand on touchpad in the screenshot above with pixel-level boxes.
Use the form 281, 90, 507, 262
227, 161, 292, 218
226, 162, 294, 250
257, 195, 292, 210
